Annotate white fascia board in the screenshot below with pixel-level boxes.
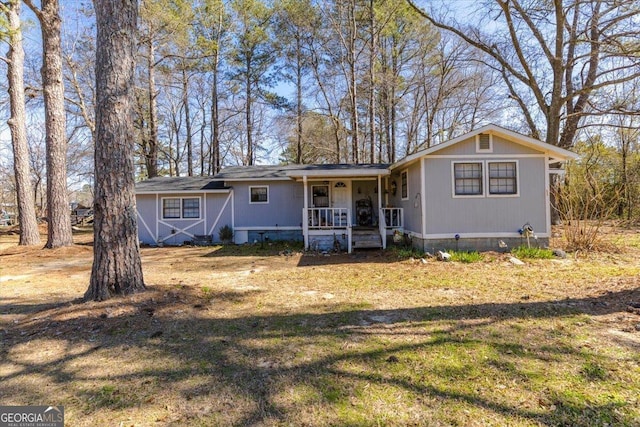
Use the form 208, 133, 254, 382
286, 169, 390, 178
136, 189, 231, 195
209, 177, 292, 182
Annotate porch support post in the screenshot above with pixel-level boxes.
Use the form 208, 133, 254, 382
377, 174, 382, 211
303, 175, 309, 250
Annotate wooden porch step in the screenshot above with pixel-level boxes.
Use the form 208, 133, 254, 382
352, 231, 382, 249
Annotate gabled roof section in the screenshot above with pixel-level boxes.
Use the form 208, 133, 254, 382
135, 176, 228, 194
212, 164, 390, 181
392, 124, 579, 170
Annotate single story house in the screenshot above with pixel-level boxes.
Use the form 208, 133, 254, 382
135, 124, 577, 252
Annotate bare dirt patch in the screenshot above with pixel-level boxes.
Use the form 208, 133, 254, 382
1, 226, 640, 425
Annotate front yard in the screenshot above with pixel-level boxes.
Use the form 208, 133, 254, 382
1, 228, 639, 426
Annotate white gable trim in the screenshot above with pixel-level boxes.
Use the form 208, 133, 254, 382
391, 124, 578, 171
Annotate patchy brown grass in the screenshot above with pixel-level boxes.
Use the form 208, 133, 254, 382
1, 226, 640, 426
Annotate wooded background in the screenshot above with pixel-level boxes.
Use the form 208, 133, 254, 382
1, 0, 639, 231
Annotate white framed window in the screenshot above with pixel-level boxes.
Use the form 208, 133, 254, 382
488, 161, 519, 196
249, 186, 269, 204
400, 170, 409, 200
162, 197, 201, 219
452, 162, 484, 197
311, 185, 329, 207
476, 133, 493, 153
451, 160, 520, 198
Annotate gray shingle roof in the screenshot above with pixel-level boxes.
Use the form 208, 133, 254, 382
212, 163, 391, 180
136, 164, 391, 193
135, 176, 226, 193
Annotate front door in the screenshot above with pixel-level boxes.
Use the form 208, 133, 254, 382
331, 181, 350, 209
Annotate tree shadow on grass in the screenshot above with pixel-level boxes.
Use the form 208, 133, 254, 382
1, 285, 639, 425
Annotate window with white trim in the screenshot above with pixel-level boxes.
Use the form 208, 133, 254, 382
162, 197, 200, 219
250, 186, 269, 203
400, 170, 408, 200
488, 162, 517, 195
454, 162, 483, 196
182, 198, 200, 218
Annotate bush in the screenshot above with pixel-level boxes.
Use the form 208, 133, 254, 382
218, 225, 233, 243
511, 246, 553, 259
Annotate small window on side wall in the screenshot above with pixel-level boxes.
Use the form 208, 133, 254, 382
453, 162, 483, 196
400, 170, 408, 200
250, 186, 269, 204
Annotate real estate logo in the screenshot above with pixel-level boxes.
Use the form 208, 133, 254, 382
0, 406, 64, 427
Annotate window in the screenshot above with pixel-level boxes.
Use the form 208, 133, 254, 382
401, 170, 408, 200
312, 185, 329, 207
250, 186, 269, 203
182, 198, 200, 218
162, 197, 200, 219
163, 198, 181, 218
454, 162, 483, 196
489, 162, 517, 195
476, 133, 492, 152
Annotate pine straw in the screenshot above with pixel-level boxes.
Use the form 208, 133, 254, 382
1, 227, 640, 426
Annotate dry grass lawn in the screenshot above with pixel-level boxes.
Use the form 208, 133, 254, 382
1, 226, 640, 426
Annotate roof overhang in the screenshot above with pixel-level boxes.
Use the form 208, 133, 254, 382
286, 168, 390, 179
136, 189, 232, 195
391, 124, 579, 170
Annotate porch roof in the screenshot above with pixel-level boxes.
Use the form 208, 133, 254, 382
212, 164, 391, 181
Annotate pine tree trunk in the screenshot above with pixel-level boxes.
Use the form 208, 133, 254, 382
85, 0, 145, 301
146, 38, 159, 178
27, 0, 73, 248
5, 0, 40, 245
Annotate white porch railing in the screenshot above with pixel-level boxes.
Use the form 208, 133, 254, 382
307, 207, 350, 229
381, 207, 403, 228
378, 209, 387, 249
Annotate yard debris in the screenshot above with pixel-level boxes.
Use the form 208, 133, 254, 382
552, 249, 567, 259
386, 355, 399, 363
508, 256, 525, 265
437, 251, 451, 261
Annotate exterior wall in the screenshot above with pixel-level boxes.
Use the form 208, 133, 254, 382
232, 180, 304, 227
136, 194, 157, 244
423, 155, 547, 238
135, 191, 232, 245
388, 161, 422, 234
231, 180, 304, 244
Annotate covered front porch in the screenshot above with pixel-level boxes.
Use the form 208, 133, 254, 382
286, 165, 403, 253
